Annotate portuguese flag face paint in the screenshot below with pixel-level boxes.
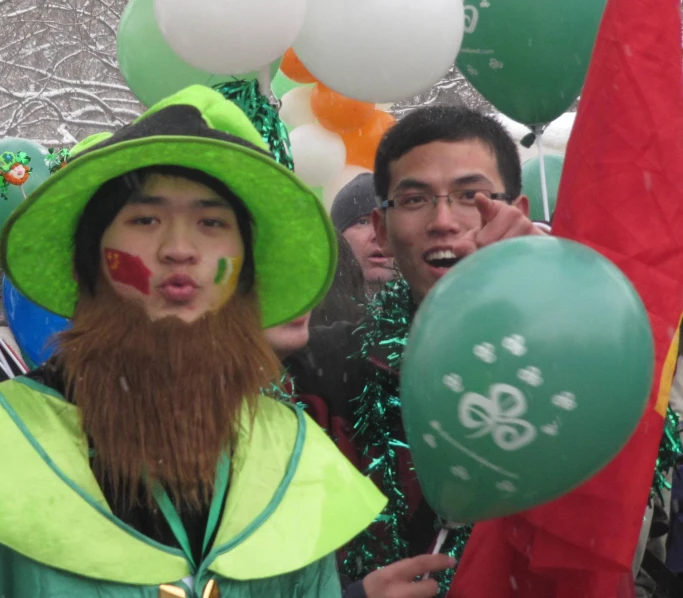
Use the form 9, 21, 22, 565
104, 248, 152, 295
213, 256, 243, 308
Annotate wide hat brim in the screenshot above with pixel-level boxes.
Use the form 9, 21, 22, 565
1, 127, 336, 329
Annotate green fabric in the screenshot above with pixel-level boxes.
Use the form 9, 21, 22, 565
213, 552, 342, 598
151, 454, 230, 572
136, 85, 267, 150
0, 85, 337, 328
0, 379, 189, 585
0, 378, 386, 588
202, 453, 231, 557
70, 132, 113, 155
153, 482, 199, 571
0, 547, 342, 598
208, 399, 387, 580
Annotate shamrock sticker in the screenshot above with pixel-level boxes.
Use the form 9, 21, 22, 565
45, 148, 70, 174
0, 151, 32, 200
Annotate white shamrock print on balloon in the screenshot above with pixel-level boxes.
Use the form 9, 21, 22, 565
517, 366, 543, 387
502, 334, 527, 357
540, 421, 560, 436
473, 342, 497, 363
423, 433, 437, 449
552, 392, 578, 411
458, 383, 537, 451
450, 466, 471, 481
496, 480, 517, 493
443, 374, 464, 393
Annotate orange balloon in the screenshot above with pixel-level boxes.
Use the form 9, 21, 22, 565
280, 48, 317, 84
342, 110, 397, 170
311, 84, 375, 133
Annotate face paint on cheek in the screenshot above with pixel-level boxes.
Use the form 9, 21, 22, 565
213, 256, 243, 309
104, 248, 152, 295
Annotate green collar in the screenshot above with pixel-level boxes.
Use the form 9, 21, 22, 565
0, 377, 385, 586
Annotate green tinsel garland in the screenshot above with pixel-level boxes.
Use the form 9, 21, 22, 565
342, 276, 683, 596
342, 277, 469, 595
213, 79, 294, 172
262, 370, 312, 415
652, 406, 682, 503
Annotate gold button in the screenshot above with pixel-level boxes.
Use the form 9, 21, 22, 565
202, 579, 220, 598
159, 585, 186, 598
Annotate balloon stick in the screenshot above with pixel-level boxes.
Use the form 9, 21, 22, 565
258, 64, 274, 101
534, 125, 551, 222
422, 527, 451, 581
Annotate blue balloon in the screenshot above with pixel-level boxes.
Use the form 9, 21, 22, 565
2, 277, 70, 367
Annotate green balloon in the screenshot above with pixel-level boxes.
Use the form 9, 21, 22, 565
117, 0, 281, 108
456, 0, 606, 125
0, 138, 50, 230
522, 154, 564, 221
401, 237, 653, 523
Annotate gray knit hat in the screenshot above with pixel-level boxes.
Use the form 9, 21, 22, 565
330, 173, 377, 232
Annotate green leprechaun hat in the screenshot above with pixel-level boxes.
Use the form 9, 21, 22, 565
0, 85, 337, 328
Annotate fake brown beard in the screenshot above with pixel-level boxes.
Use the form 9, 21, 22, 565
54, 282, 281, 510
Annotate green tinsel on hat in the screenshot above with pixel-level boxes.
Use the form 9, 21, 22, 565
213, 79, 294, 172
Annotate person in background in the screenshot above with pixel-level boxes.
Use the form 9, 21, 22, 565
330, 173, 397, 296
284, 229, 367, 468
290, 104, 544, 598
0, 274, 28, 378
265, 312, 312, 363
309, 230, 366, 327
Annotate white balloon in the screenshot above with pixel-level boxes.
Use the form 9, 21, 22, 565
323, 165, 372, 210
294, 0, 465, 103
280, 87, 316, 129
154, 0, 306, 75
290, 124, 346, 187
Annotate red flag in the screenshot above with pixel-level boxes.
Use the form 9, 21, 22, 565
449, 0, 683, 596
104, 248, 152, 295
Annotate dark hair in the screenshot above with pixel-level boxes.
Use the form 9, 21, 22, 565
374, 105, 522, 202
309, 230, 366, 327
74, 165, 255, 297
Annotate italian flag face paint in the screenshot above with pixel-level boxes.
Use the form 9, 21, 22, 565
213, 256, 243, 308
104, 248, 152, 295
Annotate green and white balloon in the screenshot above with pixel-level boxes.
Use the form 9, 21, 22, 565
402, 237, 653, 523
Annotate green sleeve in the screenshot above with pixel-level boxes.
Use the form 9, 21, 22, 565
303, 553, 342, 598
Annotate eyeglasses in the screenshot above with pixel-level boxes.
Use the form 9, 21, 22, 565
380, 190, 513, 211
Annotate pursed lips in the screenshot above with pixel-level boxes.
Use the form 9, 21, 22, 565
158, 273, 199, 303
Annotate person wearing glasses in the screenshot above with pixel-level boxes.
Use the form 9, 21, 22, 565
371, 106, 544, 306
286, 105, 544, 598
